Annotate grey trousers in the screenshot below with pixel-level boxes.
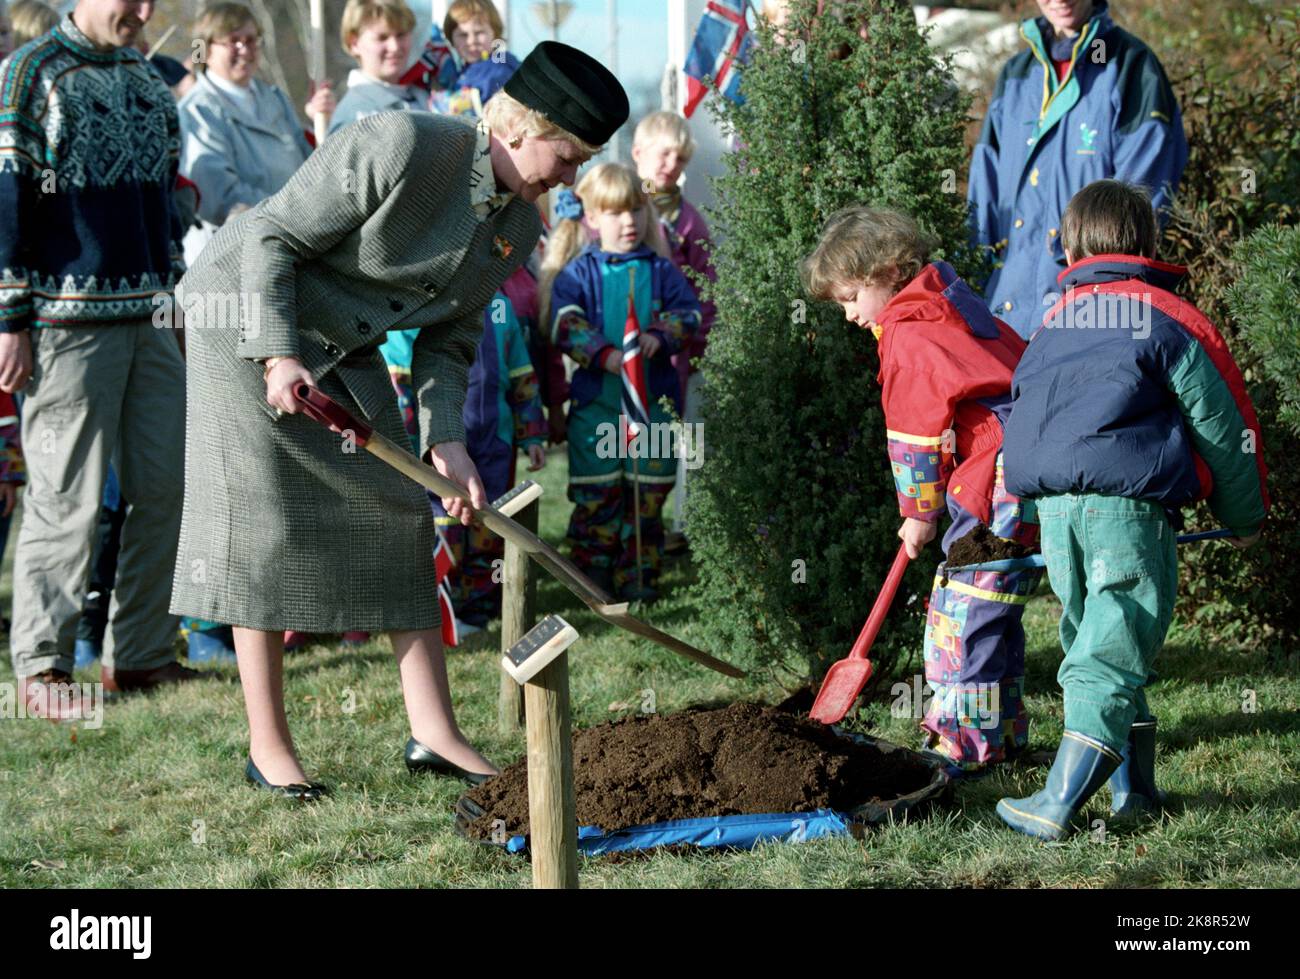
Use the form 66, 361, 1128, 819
10, 322, 186, 677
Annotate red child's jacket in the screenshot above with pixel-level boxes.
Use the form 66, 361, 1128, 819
874, 261, 1025, 526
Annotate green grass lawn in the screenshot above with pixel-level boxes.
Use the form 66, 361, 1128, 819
2, 448, 1297, 888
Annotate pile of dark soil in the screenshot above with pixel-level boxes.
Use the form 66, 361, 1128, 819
944, 524, 1036, 572
461, 702, 935, 840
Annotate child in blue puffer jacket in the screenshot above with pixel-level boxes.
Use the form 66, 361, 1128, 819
998, 179, 1268, 840
541, 164, 700, 603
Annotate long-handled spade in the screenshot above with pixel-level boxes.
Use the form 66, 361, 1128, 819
809, 543, 912, 725
292, 384, 745, 679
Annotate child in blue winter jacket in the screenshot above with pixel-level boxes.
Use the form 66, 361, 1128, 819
998, 179, 1268, 840
541, 163, 700, 603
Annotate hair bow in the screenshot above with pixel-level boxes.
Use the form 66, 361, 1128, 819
554, 188, 584, 221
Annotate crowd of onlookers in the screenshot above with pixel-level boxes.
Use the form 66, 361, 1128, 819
0, 0, 722, 720
1, 0, 1196, 765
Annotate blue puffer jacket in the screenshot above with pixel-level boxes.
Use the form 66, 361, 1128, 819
549, 244, 701, 412
968, 0, 1188, 340
1002, 255, 1269, 537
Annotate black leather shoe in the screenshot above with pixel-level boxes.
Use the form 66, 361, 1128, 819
244, 758, 328, 801
404, 737, 496, 785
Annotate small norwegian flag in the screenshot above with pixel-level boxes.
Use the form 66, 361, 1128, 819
620, 268, 651, 447
399, 21, 456, 91
683, 0, 753, 118
434, 529, 458, 648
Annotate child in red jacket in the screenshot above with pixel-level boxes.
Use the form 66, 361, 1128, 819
803, 206, 1040, 776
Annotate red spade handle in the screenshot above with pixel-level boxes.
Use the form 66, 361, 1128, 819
849, 543, 911, 662
292, 384, 374, 446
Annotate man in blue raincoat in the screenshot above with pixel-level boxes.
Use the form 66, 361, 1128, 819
968, 0, 1188, 340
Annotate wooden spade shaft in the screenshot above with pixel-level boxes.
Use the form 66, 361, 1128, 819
293, 385, 744, 679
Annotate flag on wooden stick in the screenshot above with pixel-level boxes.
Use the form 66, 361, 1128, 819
621, 266, 649, 592
620, 267, 650, 447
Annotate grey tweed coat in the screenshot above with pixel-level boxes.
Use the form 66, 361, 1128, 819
170, 111, 542, 631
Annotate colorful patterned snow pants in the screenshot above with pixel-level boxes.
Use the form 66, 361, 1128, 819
566, 401, 676, 592
921, 455, 1042, 770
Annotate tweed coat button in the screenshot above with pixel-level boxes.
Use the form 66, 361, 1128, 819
357, 321, 371, 335
324, 341, 340, 356
389, 299, 403, 312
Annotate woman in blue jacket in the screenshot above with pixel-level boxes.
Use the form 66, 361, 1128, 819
967, 0, 1188, 340
178, 3, 334, 265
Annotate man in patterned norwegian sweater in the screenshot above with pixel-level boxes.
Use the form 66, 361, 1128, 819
0, 0, 195, 718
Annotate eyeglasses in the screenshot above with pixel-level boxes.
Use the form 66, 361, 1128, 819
213, 36, 261, 52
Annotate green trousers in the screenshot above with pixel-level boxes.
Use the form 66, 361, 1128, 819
1036, 493, 1178, 750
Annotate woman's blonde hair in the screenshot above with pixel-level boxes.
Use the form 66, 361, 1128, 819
340, 0, 415, 56
633, 110, 696, 162
444, 0, 504, 40
802, 205, 936, 301
10, 0, 57, 49
194, 2, 260, 74
539, 162, 669, 333
481, 90, 603, 156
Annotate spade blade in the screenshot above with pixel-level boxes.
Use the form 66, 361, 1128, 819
808, 658, 874, 725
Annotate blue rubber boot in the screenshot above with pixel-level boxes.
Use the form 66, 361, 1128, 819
996, 731, 1122, 841
1108, 719, 1164, 818
187, 627, 238, 665
74, 639, 102, 671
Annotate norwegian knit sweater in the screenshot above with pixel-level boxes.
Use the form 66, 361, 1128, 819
0, 14, 183, 332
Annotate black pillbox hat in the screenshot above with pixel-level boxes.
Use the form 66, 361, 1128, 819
503, 41, 629, 147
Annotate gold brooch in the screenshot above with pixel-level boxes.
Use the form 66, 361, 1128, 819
492, 235, 514, 260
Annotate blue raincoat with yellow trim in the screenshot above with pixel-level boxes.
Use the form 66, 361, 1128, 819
967, 0, 1188, 339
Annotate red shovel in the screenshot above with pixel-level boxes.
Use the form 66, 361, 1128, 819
809, 542, 912, 725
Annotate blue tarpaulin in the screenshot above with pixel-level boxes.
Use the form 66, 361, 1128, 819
504, 809, 854, 856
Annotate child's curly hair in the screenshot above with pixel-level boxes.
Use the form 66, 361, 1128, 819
802, 206, 936, 301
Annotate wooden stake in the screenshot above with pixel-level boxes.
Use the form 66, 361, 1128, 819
498, 482, 542, 733
524, 651, 578, 889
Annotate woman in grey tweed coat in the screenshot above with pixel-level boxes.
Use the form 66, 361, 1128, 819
170, 42, 628, 795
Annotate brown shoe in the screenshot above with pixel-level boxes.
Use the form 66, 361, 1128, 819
101, 660, 202, 694
19, 670, 91, 723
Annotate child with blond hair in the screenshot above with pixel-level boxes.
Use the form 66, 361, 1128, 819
542, 164, 700, 602
329, 0, 425, 136
632, 111, 716, 550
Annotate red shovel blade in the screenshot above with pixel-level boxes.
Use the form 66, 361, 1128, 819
809, 659, 874, 724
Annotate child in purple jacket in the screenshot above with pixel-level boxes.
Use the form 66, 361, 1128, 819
632, 111, 715, 548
